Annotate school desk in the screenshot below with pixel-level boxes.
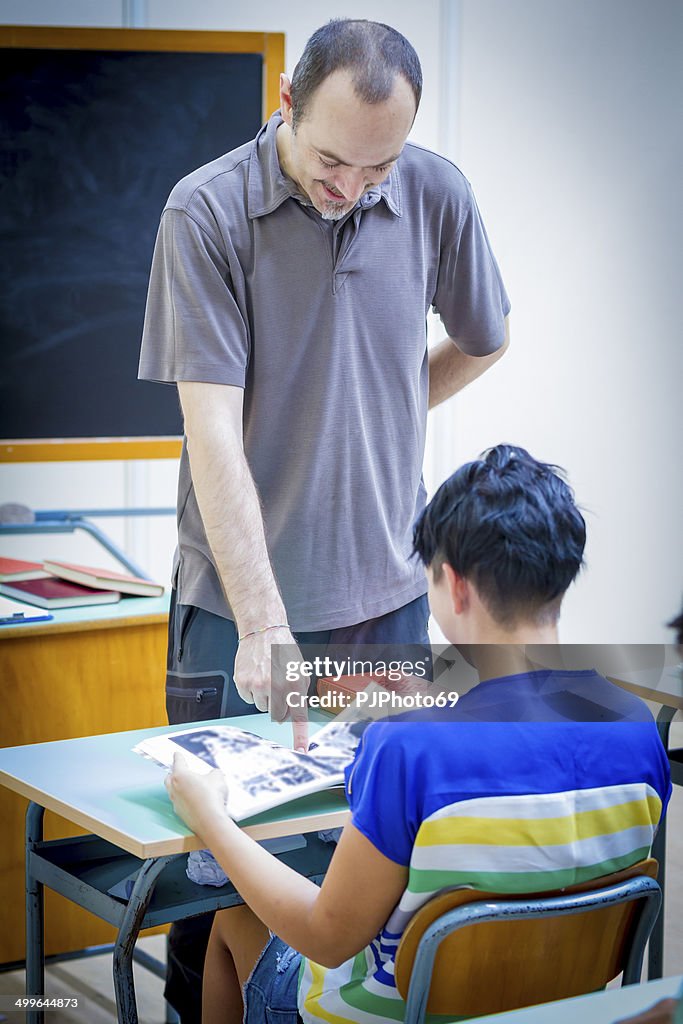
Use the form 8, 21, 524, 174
609, 654, 683, 981
0, 597, 169, 964
0, 714, 349, 1024
472, 973, 682, 1024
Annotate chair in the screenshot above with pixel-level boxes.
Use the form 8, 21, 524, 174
394, 858, 661, 1024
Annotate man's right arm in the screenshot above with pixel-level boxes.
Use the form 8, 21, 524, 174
178, 381, 306, 745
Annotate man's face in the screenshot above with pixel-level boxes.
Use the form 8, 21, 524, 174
280, 70, 416, 220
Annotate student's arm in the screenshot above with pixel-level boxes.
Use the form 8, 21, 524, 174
428, 316, 509, 409
166, 754, 408, 968
178, 381, 306, 748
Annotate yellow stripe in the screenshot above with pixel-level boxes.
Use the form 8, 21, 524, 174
301, 962, 355, 1024
416, 794, 662, 848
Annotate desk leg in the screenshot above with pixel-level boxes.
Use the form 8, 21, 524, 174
112, 855, 177, 1024
648, 704, 676, 981
25, 802, 46, 1024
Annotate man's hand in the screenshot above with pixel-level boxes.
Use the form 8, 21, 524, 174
164, 752, 229, 838
234, 627, 309, 751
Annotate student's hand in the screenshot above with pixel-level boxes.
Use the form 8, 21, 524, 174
164, 752, 229, 838
614, 997, 679, 1023
234, 627, 309, 752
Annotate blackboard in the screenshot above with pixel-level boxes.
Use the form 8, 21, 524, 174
0, 28, 282, 450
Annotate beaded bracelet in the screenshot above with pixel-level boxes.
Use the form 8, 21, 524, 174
238, 624, 289, 642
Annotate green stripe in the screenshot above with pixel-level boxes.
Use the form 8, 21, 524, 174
408, 847, 651, 895
350, 949, 368, 985
337, 980, 464, 1024
336, 980, 406, 1021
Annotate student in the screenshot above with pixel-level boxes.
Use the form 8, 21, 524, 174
165, 445, 671, 1024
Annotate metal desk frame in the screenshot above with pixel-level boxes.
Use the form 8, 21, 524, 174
24, 805, 334, 1024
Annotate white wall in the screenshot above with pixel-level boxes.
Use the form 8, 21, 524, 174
0, 0, 120, 24
448, 0, 683, 642
1, 1, 681, 639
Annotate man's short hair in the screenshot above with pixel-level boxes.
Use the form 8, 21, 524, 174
290, 19, 422, 129
412, 445, 586, 627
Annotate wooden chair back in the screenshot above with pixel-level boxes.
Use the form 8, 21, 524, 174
394, 858, 659, 1018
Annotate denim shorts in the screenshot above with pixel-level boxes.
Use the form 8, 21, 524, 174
243, 935, 303, 1024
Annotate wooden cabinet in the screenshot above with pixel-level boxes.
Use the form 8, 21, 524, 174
0, 598, 169, 964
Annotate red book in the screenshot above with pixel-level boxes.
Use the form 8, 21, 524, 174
42, 560, 164, 598
0, 577, 121, 609
0, 556, 50, 582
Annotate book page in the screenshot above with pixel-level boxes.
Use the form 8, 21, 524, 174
135, 720, 366, 821
305, 718, 367, 770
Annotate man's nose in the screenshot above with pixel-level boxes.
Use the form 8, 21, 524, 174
333, 168, 366, 202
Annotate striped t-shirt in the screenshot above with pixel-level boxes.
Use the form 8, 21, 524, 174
297, 669, 671, 1023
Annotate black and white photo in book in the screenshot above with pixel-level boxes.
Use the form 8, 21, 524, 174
133, 718, 369, 822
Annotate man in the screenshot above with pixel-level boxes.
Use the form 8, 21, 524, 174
139, 19, 509, 1019
165, 444, 671, 1023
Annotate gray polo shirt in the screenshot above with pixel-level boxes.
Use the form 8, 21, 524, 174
139, 113, 510, 630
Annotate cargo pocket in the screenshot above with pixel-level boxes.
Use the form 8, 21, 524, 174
166, 670, 229, 725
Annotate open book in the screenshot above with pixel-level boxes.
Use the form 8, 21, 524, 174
133, 719, 368, 822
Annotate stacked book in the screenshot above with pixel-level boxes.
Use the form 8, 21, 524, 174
0, 556, 164, 609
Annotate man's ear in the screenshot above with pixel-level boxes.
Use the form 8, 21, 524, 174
442, 563, 469, 616
280, 73, 294, 126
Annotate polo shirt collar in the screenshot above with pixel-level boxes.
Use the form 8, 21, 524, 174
247, 112, 403, 220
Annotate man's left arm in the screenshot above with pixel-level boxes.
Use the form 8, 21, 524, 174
428, 315, 509, 410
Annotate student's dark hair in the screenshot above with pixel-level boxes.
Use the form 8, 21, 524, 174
413, 445, 586, 627
290, 19, 422, 128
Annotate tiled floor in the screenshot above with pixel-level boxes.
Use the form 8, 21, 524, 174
0, 934, 168, 1024
1, 726, 681, 1023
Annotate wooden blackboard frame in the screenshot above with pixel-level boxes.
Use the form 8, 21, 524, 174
0, 25, 285, 463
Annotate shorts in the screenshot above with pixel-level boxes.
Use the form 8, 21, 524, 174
243, 935, 302, 1024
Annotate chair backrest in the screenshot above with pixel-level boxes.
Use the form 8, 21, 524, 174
394, 858, 660, 1020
